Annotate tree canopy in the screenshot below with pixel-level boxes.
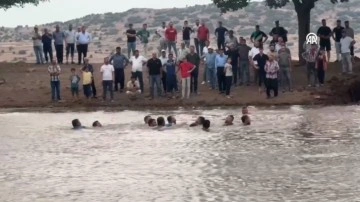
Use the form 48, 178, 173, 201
0, 0, 48, 9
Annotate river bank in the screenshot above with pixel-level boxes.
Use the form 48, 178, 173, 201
0, 60, 359, 111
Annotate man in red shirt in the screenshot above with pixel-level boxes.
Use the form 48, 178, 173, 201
178, 58, 196, 99
197, 21, 209, 56
165, 22, 178, 57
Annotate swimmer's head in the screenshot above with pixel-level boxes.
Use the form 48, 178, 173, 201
225, 115, 234, 125
148, 118, 157, 127
202, 119, 210, 130
157, 116, 165, 127
241, 115, 251, 125
144, 115, 152, 124
72, 119, 81, 128
167, 116, 176, 124
242, 106, 249, 115
92, 120, 102, 127
196, 116, 205, 125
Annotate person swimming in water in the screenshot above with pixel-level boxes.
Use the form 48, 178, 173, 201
241, 115, 251, 125
144, 115, 152, 124
242, 106, 249, 115
92, 120, 102, 127
189, 116, 205, 127
202, 119, 210, 132
72, 119, 85, 129
166, 116, 176, 127
156, 116, 166, 128
224, 115, 234, 126
148, 118, 157, 127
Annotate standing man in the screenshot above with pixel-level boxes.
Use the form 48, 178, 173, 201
317, 19, 332, 61
238, 38, 251, 86
83, 58, 97, 98
159, 50, 168, 93
75, 27, 81, 56
76, 26, 91, 65
32, 26, 44, 64
332, 20, 344, 62
100, 57, 115, 102
269, 20, 288, 42
42, 28, 53, 64
215, 21, 228, 50
192, 20, 200, 54
344, 21, 355, 63
178, 42, 190, 63
249, 41, 261, 84
53, 25, 65, 64
165, 22, 178, 57
225, 30, 238, 48
203, 46, 217, 90
109, 47, 129, 92
147, 52, 163, 100
65, 24, 76, 64
155, 22, 167, 55
129, 50, 147, 93
198, 21, 209, 57
253, 47, 269, 92
136, 24, 150, 57
186, 45, 201, 95
215, 49, 228, 94
126, 23, 137, 58
340, 30, 356, 74
225, 44, 240, 86
48, 60, 61, 102
250, 25, 268, 45
182, 20, 192, 48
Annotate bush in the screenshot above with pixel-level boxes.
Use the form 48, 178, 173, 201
18, 50, 26, 55
127, 16, 147, 24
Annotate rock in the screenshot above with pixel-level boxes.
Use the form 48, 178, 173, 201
26, 68, 35, 73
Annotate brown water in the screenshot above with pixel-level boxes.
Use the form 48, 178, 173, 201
1, 106, 360, 202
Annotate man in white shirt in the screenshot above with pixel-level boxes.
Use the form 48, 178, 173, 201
156, 22, 167, 55
100, 57, 115, 102
340, 30, 356, 74
249, 41, 261, 84
32, 26, 44, 64
65, 24, 76, 64
76, 26, 91, 65
126, 76, 141, 98
192, 20, 200, 54
159, 50, 168, 92
129, 50, 147, 93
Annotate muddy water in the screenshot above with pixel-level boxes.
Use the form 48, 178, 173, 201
1, 106, 360, 202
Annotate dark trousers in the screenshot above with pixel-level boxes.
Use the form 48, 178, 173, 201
190, 67, 199, 93
43, 46, 53, 63
217, 40, 225, 50
225, 76, 232, 95
194, 38, 200, 55
199, 40, 206, 56
217, 67, 226, 93
102, 80, 113, 100
83, 84, 92, 98
77, 44, 88, 64
258, 68, 266, 87
266, 78, 278, 98
131, 71, 144, 93
91, 78, 97, 97
166, 74, 177, 93
161, 71, 167, 92
55, 44, 63, 64
114, 68, 125, 91
232, 63, 238, 85
66, 43, 75, 59
50, 80, 61, 101
317, 68, 325, 84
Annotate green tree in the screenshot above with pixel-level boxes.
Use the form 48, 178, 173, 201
212, 0, 349, 64
0, 0, 48, 9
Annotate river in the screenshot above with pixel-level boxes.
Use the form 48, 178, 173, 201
1, 106, 360, 202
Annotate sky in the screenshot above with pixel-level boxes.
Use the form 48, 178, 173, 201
0, 0, 217, 27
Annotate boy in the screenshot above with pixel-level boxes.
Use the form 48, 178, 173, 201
126, 76, 141, 99
166, 116, 177, 127
202, 120, 211, 132
224, 58, 233, 98
178, 58, 196, 99
242, 106, 249, 115
189, 116, 205, 127
148, 118, 157, 127
48, 60, 61, 102
70, 68, 80, 99
241, 115, 251, 126
72, 119, 85, 129
264, 54, 280, 99
92, 121, 102, 127
155, 116, 166, 129
224, 115, 234, 126
100, 57, 115, 102
82, 68, 92, 99
144, 115, 152, 124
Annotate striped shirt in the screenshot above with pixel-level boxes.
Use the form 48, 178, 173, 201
302, 48, 318, 63
48, 65, 61, 81
265, 61, 279, 79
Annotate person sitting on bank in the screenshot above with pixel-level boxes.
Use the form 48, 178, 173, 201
202, 120, 211, 132
92, 120, 102, 127
189, 116, 205, 127
241, 115, 251, 126
224, 115, 234, 126
126, 76, 141, 99
148, 118, 157, 127
144, 115, 152, 124
166, 116, 177, 127
72, 119, 85, 129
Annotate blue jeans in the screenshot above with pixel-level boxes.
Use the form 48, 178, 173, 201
83, 84, 92, 98
239, 61, 250, 85
127, 42, 136, 58
167, 41, 178, 57
132, 71, 144, 93
166, 74, 177, 93
33, 46, 44, 64
50, 80, 61, 101
150, 75, 162, 98
279, 67, 292, 91
207, 68, 216, 89
102, 80, 114, 100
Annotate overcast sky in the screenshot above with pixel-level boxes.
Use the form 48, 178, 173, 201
0, 0, 218, 27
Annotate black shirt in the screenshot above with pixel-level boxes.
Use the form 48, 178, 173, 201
182, 26, 192, 40
186, 53, 201, 67
270, 26, 288, 42
333, 26, 344, 42
215, 26, 228, 41
317, 26, 332, 42
225, 49, 239, 66
147, 58, 162, 75
42, 34, 52, 47
253, 53, 269, 69
126, 29, 137, 42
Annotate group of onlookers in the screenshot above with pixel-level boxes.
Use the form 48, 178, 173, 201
43, 18, 356, 103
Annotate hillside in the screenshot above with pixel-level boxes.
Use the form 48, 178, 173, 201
0, 0, 359, 63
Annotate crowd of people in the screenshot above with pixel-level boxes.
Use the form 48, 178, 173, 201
36, 18, 356, 102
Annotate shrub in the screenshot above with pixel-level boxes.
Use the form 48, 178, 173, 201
18, 50, 26, 55
127, 16, 147, 24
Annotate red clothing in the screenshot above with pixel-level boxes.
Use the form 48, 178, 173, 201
165, 27, 177, 41
179, 62, 194, 78
198, 26, 209, 41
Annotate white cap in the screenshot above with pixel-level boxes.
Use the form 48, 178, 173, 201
161, 49, 166, 52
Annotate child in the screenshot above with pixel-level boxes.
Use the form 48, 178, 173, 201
48, 60, 61, 102
241, 115, 251, 126
224, 115, 234, 126
92, 121, 102, 127
264, 54, 280, 99
189, 116, 205, 127
70, 68, 80, 99
82, 68, 92, 99
316, 49, 327, 86
224, 58, 233, 98
178, 58, 196, 99
202, 120, 210, 132
242, 106, 249, 115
